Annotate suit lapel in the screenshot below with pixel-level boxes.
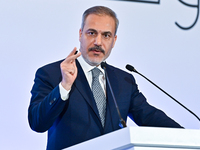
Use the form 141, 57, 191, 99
73, 60, 120, 132
73, 60, 103, 128
104, 64, 121, 133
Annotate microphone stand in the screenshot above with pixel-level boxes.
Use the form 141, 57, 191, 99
126, 64, 200, 122
101, 62, 127, 128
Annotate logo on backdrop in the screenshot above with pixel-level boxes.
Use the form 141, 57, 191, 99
113, 0, 199, 30
175, 0, 199, 30
116, 0, 160, 4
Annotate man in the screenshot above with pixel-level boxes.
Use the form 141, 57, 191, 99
28, 6, 182, 150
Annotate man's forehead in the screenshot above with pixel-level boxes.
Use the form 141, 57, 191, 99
84, 14, 115, 32
85, 14, 114, 20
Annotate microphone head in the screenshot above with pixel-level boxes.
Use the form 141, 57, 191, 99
126, 64, 137, 73
101, 62, 106, 69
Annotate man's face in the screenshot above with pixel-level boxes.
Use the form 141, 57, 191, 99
79, 14, 117, 66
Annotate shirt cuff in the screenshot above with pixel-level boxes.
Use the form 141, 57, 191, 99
59, 82, 70, 101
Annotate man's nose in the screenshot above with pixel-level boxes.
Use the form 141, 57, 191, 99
94, 34, 102, 46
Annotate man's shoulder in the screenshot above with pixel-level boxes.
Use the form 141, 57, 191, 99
36, 59, 64, 72
35, 59, 64, 76
106, 63, 131, 76
34, 59, 65, 83
106, 63, 128, 73
39, 59, 64, 70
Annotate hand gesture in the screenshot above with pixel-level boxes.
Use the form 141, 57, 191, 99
60, 47, 81, 90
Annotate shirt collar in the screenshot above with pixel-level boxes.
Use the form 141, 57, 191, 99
77, 55, 105, 74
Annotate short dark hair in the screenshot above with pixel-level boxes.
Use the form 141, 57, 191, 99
81, 6, 119, 35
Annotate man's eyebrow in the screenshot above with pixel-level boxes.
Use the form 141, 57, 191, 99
87, 29, 97, 32
86, 29, 113, 35
102, 31, 112, 35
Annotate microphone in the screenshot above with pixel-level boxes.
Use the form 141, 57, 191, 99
101, 62, 127, 128
126, 64, 200, 122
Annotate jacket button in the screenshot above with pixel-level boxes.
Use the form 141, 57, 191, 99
49, 98, 56, 105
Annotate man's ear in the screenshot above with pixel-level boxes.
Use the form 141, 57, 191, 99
79, 29, 82, 42
112, 35, 117, 48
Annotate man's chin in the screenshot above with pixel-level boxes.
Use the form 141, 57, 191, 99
87, 59, 103, 66
82, 55, 104, 66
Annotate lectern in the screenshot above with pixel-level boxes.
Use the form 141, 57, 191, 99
64, 127, 200, 150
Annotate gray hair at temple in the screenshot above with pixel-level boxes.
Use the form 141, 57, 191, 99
81, 6, 119, 35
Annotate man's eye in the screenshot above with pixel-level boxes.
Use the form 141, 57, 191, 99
104, 34, 111, 38
88, 32, 95, 35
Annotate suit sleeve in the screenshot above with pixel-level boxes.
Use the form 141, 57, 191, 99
128, 75, 183, 128
28, 67, 68, 132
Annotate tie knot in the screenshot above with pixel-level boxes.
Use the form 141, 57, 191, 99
92, 67, 101, 78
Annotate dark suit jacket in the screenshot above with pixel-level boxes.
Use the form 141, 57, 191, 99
28, 59, 182, 150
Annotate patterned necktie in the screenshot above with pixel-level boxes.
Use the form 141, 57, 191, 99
91, 67, 106, 127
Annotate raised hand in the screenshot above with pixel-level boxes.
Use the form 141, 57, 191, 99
60, 47, 81, 90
